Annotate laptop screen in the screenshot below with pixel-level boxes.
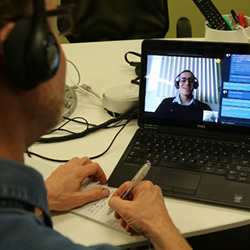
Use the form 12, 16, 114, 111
141, 40, 250, 130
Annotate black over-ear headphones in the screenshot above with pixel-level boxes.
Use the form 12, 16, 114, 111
3, 0, 60, 90
174, 70, 199, 89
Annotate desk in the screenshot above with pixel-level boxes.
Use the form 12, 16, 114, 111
25, 39, 250, 248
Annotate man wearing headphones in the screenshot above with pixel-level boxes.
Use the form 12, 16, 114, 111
155, 70, 212, 122
0, 1, 191, 250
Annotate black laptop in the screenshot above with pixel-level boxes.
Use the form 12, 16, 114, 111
108, 39, 250, 210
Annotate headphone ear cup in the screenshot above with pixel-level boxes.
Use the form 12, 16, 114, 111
175, 76, 180, 89
194, 77, 199, 89
4, 17, 60, 90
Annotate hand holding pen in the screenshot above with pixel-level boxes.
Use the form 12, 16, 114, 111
107, 160, 151, 215
107, 164, 191, 249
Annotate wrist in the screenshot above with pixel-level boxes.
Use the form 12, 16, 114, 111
144, 217, 192, 250
46, 192, 59, 211
45, 183, 57, 211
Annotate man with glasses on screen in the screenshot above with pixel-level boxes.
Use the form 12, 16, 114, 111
0, 1, 192, 250
155, 70, 212, 122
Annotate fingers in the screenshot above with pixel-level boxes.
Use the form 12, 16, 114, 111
75, 187, 110, 206
46, 156, 110, 211
133, 180, 155, 192
109, 181, 164, 220
109, 180, 156, 208
59, 157, 91, 168
109, 181, 133, 217
109, 196, 131, 215
61, 157, 107, 184
154, 184, 163, 194
78, 157, 91, 165
55, 187, 110, 211
108, 181, 168, 238
111, 181, 131, 198
80, 161, 107, 184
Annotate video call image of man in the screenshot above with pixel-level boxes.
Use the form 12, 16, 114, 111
155, 70, 212, 122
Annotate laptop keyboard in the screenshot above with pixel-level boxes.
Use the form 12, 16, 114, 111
125, 129, 250, 184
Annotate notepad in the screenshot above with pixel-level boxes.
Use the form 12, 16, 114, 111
71, 180, 126, 233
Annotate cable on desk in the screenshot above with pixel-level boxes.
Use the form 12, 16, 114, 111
45, 115, 126, 139
90, 118, 131, 160
25, 151, 68, 163
63, 116, 95, 127
26, 114, 133, 163
45, 116, 90, 136
62, 116, 126, 129
38, 105, 137, 143
39, 116, 119, 143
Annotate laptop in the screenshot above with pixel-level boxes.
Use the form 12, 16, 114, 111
108, 39, 250, 210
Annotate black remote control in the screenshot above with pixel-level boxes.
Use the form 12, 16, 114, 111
192, 0, 231, 30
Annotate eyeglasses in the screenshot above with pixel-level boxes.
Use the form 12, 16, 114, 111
46, 4, 75, 36
179, 77, 195, 83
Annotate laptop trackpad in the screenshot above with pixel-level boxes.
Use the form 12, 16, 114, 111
148, 168, 201, 194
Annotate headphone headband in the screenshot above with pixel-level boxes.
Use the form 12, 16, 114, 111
3, 0, 60, 90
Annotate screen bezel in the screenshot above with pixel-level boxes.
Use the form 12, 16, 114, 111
139, 39, 250, 134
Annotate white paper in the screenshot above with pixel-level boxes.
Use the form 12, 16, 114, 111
72, 181, 126, 234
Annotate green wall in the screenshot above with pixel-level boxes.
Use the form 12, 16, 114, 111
167, 0, 250, 38
57, 0, 249, 41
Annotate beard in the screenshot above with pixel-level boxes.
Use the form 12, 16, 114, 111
40, 88, 65, 135
22, 80, 65, 147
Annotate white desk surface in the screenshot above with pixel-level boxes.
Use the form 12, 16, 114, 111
25, 39, 250, 248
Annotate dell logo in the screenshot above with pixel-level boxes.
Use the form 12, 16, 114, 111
197, 124, 205, 129
233, 194, 243, 203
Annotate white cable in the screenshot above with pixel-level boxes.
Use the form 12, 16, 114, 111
73, 84, 102, 100
66, 59, 102, 102
63, 85, 78, 118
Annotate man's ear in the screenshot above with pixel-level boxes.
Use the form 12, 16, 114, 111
0, 23, 15, 56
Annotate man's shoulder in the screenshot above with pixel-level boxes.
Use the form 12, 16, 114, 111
155, 97, 175, 113
161, 97, 175, 104
195, 100, 212, 110
0, 158, 43, 182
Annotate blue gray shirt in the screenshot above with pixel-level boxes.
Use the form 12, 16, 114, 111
0, 158, 119, 250
172, 94, 195, 106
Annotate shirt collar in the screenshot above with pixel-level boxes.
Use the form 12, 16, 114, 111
172, 94, 195, 106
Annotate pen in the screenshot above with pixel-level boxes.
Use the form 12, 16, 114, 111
222, 15, 233, 30
231, 9, 239, 24
107, 160, 151, 215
